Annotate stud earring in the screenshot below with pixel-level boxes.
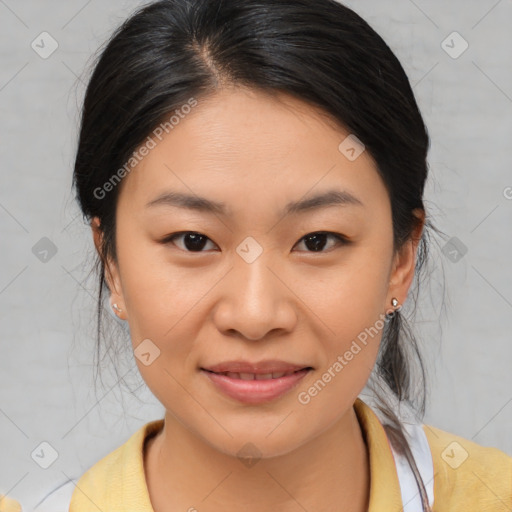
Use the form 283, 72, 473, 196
112, 303, 123, 313
385, 297, 401, 320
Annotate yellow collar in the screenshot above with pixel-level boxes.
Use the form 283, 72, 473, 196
353, 398, 404, 510
70, 398, 404, 510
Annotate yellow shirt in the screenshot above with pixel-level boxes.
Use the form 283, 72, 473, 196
14, 398, 511, 511
0, 496, 21, 512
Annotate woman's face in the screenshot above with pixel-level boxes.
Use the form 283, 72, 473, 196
93, 87, 422, 457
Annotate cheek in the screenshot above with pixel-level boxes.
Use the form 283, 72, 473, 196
295, 268, 387, 417
116, 235, 199, 335
292, 244, 391, 383
296, 247, 391, 336
116, 242, 212, 382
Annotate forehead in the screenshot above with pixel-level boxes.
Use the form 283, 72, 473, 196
116, 87, 386, 215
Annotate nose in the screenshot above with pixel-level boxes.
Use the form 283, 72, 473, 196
212, 253, 298, 341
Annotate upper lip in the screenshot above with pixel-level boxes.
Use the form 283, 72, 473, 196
202, 360, 312, 374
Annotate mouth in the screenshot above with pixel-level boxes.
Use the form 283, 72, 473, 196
201, 368, 313, 380
200, 365, 313, 404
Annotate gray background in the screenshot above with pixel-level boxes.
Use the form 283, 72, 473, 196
1, 0, 511, 508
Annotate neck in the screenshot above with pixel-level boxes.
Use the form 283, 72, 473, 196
144, 404, 370, 512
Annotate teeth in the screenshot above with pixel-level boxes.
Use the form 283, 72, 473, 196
225, 372, 244, 379
255, 373, 273, 380
220, 370, 299, 380
240, 372, 256, 380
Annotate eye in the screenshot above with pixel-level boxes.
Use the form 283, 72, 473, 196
162, 232, 218, 252
293, 231, 349, 253
161, 231, 349, 253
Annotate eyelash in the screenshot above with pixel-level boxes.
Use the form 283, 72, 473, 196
161, 231, 349, 254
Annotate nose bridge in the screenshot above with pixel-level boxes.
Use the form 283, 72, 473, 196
214, 237, 296, 339
233, 238, 280, 312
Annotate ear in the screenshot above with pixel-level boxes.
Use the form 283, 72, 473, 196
91, 217, 126, 319
387, 208, 425, 308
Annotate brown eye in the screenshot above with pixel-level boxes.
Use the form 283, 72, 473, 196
294, 232, 348, 253
161, 230, 348, 254
163, 232, 217, 252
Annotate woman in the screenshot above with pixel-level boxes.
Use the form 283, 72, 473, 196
24, 0, 512, 510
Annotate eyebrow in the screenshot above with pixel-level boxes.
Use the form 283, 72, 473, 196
145, 189, 364, 217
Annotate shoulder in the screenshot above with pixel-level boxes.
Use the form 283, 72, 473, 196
70, 437, 129, 505
70, 419, 164, 510
423, 424, 512, 511
0, 495, 22, 512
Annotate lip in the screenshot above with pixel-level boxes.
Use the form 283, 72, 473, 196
200, 361, 312, 404
202, 359, 311, 374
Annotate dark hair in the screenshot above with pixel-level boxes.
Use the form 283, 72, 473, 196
72, 1, 448, 509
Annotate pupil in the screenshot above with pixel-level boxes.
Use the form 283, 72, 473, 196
184, 233, 207, 251
305, 233, 327, 252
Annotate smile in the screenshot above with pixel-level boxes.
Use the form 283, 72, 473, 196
211, 370, 301, 380
201, 368, 312, 404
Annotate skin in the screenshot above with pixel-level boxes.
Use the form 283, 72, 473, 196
92, 86, 424, 511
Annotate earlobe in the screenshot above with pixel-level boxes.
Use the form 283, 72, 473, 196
90, 217, 125, 315
388, 209, 425, 302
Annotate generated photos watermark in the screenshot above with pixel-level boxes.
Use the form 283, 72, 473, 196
93, 97, 198, 200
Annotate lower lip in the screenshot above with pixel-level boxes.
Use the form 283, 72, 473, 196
201, 368, 311, 404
